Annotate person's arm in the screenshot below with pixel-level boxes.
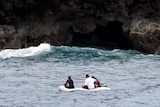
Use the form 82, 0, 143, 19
82, 79, 88, 88
84, 79, 88, 85
64, 80, 68, 87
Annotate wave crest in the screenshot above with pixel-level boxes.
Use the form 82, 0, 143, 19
0, 43, 51, 59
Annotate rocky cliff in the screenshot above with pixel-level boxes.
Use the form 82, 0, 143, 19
0, 0, 160, 54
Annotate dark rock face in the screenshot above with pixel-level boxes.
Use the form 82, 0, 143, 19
0, 0, 160, 54
129, 18, 160, 54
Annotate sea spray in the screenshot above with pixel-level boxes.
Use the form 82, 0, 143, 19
0, 43, 51, 59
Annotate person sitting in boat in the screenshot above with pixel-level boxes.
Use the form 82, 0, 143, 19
82, 74, 96, 89
64, 76, 75, 89
92, 76, 101, 88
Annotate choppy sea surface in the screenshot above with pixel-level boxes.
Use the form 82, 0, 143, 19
0, 43, 160, 107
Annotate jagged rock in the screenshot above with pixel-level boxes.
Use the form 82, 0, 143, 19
129, 18, 160, 54
72, 16, 96, 34
0, 25, 20, 49
0, 0, 160, 54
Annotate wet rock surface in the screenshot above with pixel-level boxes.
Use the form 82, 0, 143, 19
0, 0, 160, 54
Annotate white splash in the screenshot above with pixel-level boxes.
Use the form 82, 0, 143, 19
0, 43, 51, 58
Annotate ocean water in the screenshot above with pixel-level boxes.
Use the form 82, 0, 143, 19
0, 43, 160, 107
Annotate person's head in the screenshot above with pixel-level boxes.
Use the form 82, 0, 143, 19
86, 74, 89, 78
68, 76, 71, 80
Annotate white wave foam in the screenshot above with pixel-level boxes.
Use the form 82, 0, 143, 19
0, 43, 51, 59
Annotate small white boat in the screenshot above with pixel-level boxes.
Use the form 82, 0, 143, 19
58, 86, 111, 92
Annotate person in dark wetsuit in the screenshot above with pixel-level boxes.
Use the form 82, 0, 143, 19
64, 76, 75, 89
92, 76, 101, 88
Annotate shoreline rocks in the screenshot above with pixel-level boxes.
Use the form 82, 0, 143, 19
0, 0, 160, 55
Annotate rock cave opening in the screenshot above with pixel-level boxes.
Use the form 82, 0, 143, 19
70, 21, 134, 50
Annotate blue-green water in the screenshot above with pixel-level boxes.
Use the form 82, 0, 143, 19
0, 43, 160, 107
